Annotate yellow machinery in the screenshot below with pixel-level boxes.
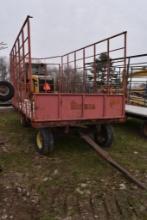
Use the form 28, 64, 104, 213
25, 63, 54, 93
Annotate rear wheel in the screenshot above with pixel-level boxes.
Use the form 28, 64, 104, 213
35, 128, 54, 155
94, 124, 113, 148
20, 114, 30, 127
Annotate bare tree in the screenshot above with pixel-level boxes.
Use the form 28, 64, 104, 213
47, 65, 83, 92
0, 57, 9, 81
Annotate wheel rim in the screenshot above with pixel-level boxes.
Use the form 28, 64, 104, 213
0, 85, 9, 96
97, 135, 106, 144
96, 126, 106, 144
36, 132, 43, 149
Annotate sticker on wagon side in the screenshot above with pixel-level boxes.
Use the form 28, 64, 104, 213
71, 101, 95, 110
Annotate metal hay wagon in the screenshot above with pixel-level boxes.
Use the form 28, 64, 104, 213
10, 16, 127, 154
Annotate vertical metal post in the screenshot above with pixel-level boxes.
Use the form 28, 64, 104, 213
83, 48, 86, 92
14, 45, 19, 102
61, 56, 64, 93
17, 38, 22, 99
129, 66, 133, 104
27, 16, 32, 94
107, 39, 110, 94
58, 63, 61, 92
74, 52, 76, 71
22, 29, 26, 95
124, 32, 127, 97
58, 61, 61, 119
127, 57, 131, 101
67, 55, 69, 92
74, 52, 76, 92
93, 44, 97, 92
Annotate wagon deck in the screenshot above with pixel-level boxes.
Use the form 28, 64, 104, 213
31, 93, 125, 127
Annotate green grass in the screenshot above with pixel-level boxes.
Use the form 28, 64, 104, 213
1, 111, 147, 177
0, 111, 147, 219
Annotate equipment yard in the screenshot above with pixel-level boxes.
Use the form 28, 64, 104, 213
0, 110, 147, 220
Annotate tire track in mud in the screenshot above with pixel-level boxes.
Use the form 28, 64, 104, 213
47, 190, 147, 220
1, 179, 147, 220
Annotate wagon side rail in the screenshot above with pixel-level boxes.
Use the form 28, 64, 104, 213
31, 32, 127, 95
10, 15, 33, 107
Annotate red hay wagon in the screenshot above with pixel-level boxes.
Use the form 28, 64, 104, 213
10, 16, 127, 154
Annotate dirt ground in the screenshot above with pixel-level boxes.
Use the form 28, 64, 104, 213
0, 110, 147, 220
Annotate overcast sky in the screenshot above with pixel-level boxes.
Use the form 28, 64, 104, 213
0, 0, 147, 58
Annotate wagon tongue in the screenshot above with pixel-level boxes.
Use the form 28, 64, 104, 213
80, 132, 147, 190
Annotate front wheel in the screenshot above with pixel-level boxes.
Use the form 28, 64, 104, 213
94, 124, 113, 148
35, 128, 54, 155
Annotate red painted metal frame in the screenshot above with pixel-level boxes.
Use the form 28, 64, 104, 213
10, 16, 33, 108
10, 16, 127, 128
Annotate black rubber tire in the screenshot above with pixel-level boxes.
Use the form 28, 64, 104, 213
20, 115, 30, 127
141, 121, 147, 138
94, 124, 113, 148
35, 128, 54, 155
0, 81, 14, 102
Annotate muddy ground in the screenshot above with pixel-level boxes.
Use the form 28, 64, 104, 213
0, 110, 147, 220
